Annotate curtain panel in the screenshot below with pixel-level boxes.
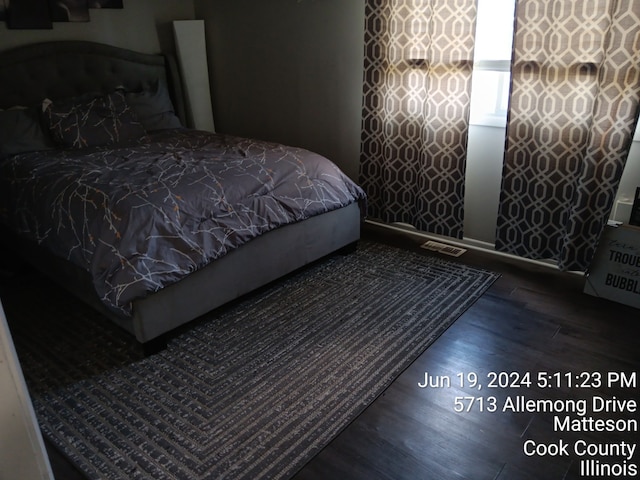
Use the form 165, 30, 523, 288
496, 0, 640, 271
359, 0, 477, 239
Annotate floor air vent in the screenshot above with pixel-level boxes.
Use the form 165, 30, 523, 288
420, 240, 467, 257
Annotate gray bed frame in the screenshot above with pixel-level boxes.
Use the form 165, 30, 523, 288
0, 41, 362, 350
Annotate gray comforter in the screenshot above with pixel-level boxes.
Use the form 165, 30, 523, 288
0, 129, 365, 316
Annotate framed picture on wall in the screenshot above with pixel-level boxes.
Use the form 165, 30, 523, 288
90, 0, 122, 7
49, 0, 90, 22
7, 0, 52, 29
3, 0, 124, 27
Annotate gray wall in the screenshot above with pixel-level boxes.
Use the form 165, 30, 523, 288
0, 0, 196, 53
194, 0, 365, 181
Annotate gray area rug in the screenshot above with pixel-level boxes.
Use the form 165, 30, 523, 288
6, 240, 499, 480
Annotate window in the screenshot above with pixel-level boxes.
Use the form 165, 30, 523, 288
469, 0, 516, 127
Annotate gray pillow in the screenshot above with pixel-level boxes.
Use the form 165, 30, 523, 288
43, 91, 147, 149
0, 106, 56, 157
125, 81, 183, 131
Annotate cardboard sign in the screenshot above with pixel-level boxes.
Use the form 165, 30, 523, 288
584, 224, 640, 309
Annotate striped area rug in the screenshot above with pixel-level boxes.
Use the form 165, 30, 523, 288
6, 240, 499, 480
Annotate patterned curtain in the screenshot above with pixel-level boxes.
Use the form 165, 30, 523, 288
496, 0, 640, 271
360, 0, 477, 239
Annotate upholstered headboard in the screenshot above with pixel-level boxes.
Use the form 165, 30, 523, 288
0, 40, 187, 126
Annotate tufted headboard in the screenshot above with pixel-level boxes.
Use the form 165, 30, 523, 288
0, 40, 187, 126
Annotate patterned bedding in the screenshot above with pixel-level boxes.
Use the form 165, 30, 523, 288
0, 129, 365, 316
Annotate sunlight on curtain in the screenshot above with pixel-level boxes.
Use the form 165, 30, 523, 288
495, 0, 640, 271
360, 0, 477, 239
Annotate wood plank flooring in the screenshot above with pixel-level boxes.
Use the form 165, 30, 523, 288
7, 224, 640, 479
293, 225, 640, 480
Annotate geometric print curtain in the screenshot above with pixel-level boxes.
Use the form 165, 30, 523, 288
360, 0, 477, 239
496, 0, 640, 271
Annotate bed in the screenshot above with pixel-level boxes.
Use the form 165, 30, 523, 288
0, 41, 365, 351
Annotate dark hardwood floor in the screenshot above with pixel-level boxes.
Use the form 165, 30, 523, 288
9, 224, 640, 479
293, 225, 640, 480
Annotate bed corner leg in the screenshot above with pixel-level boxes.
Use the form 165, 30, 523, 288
140, 335, 168, 357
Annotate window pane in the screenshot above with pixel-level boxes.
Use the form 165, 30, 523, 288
474, 0, 516, 62
470, 70, 510, 126
470, 0, 515, 126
